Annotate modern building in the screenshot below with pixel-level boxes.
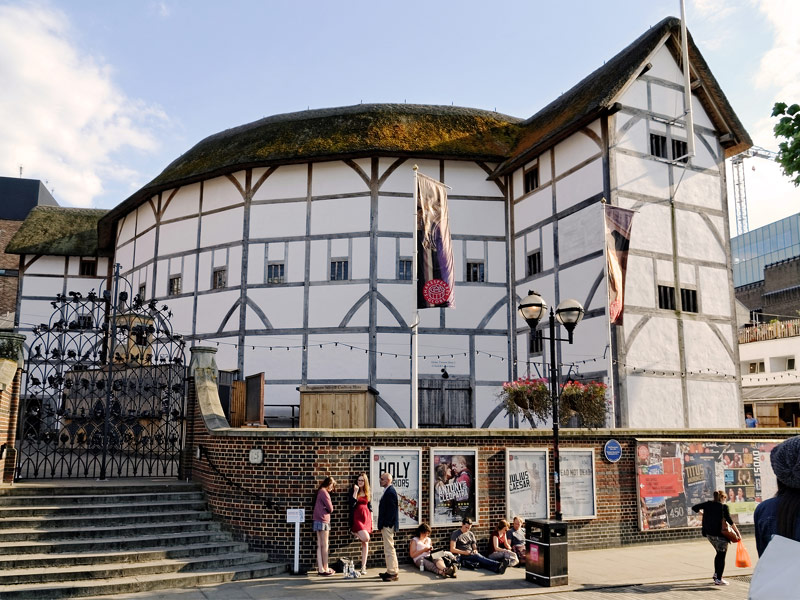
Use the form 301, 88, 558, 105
9, 16, 751, 429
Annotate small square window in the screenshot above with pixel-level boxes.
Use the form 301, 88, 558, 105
79, 259, 97, 277
788, 358, 795, 371
527, 251, 542, 277
466, 262, 485, 283
76, 314, 93, 330
657, 284, 675, 310
680, 288, 698, 313
213, 268, 227, 289
529, 330, 544, 355
650, 134, 667, 159
748, 362, 765, 374
523, 165, 539, 194
168, 276, 182, 297
138, 284, 146, 301
267, 263, 285, 284
672, 139, 688, 163
330, 260, 348, 281
398, 259, 412, 281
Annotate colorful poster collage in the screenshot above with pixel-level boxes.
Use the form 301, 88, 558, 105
636, 439, 781, 531
370, 447, 422, 529
430, 448, 478, 526
505, 448, 549, 520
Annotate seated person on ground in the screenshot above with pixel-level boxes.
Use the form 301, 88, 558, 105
409, 523, 457, 578
509, 516, 526, 563
449, 517, 508, 574
488, 519, 520, 567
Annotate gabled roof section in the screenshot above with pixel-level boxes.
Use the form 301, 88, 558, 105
6, 206, 107, 257
492, 16, 751, 177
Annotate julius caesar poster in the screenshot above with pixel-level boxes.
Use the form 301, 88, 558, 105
506, 449, 548, 519
430, 448, 477, 526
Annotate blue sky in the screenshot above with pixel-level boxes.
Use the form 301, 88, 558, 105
1, 0, 798, 233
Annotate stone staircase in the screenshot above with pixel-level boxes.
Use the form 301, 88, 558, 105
0, 480, 285, 598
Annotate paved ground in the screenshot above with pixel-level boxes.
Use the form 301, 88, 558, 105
84, 536, 758, 600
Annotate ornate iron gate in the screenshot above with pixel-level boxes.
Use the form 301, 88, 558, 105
16, 266, 187, 479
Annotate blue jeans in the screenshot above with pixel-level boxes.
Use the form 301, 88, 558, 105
459, 552, 502, 572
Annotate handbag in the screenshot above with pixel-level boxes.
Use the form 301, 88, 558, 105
749, 535, 800, 599
735, 540, 751, 568
721, 519, 738, 543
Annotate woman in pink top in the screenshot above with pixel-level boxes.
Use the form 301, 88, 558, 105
313, 476, 336, 575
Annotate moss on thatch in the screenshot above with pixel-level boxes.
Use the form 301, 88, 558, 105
6, 206, 107, 256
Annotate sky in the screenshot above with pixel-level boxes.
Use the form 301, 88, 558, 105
1, 0, 798, 235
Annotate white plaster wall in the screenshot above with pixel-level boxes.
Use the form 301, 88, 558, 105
376, 332, 411, 379
698, 267, 731, 317
514, 187, 552, 231
351, 238, 370, 280
200, 207, 244, 247
311, 197, 370, 235
376, 384, 408, 428
379, 159, 437, 194
116, 243, 134, 272
378, 284, 414, 327
308, 284, 369, 328
23, 255, 65, 276
683, 319, 735, 375
377, 238, 395, 279
307, 333, 369, 380
624, 255, 655, 309
474, 334, 510, 381
159, 218, 198, 256
686, 380, 741, 428
690, 133, 720, 170
615, 153, 670, 199
487, 242, 506, 284
557, 204, 603, 265
196, 291, 241, 333
622, 79, 649, 110
647, 43, 683, 82
378, 195, 413, 232
651, 86, 685, 120
254, 164, 308, 201
554, 130, 602, 177
166, 296, 195, 336
248, 243, 265, 285
476, 385, 504, 428
445, 288, 506, 329
626, 376, 684, 428
615, 117, 647, 152
555, 160, 603, 212
676, 211, 725, 263
251, 201, 307, 239
135, 229, 156, 266
242, 334, 303, 379
246, 287, 304, 329
673, 170, 723, 210
557, 257, 604, 306
628, 203, 672, 255
691, 96, 715, 129
117, 213, 137, 246
64, 275, 105, 296
312, 161, 369, 196
309, 240, 326, 281
18, 299, 55, 329
287, 242, 305, 282
626, 318, 681, 371
203, 176, 243, 213
444, 160, 502, 197
22, 275, 64, 297
162, 183, 201, 221
450, 199, 505, 237
376, 298, 404, 328
228, 246, 243, 288
204, 337, 238, 371
182, 255, 196, 294
679, 263, 695, 286
539, 152, 552, 186
137, 200, 158, 233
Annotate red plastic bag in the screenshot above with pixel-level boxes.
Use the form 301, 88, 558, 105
735, 539, 752, 568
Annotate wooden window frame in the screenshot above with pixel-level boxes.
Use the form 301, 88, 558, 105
330, 259, 349, 281
466, 261, 485, 283
79, 259, 97, 277
168, 275, 182, 297
523, 163, 540, 194
267, 262, 285, 284
212, 267, 227, 290
527, 250, 542, 277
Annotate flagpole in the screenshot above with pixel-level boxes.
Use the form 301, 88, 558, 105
601, 198, 616, 428
411, 165, 420, 429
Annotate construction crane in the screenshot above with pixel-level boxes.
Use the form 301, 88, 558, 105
732, 145, 779, 235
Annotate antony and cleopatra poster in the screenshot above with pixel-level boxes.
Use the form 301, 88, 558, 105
430, 448, 477, 526
370, 448, 421, 529
636, 439, 781, 531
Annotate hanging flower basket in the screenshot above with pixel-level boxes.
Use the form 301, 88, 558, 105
497, 377, 551, 425
559, 381, 608, 428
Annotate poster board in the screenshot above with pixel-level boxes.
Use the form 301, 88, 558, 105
635, 439, 782, 531
505, 448, 549, 520
560, 448, 597, 520
244, 372, 264, 425
370, 447, 422, 530
430, 448, 478, 526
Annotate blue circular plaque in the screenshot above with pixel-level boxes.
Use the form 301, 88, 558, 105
604, 439, 622, 463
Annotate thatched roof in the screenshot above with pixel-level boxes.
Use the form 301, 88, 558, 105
6, 206, 107, 256
493, 16, 751, 176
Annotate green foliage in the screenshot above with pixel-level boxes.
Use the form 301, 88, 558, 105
497, 378, 609, 428
0, 338, 21, 362
559, 381, 608, 428
772, 102, 800, 187
497, 377, 551, 426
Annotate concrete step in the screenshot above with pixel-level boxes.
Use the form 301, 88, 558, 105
0, 499, 208, 518
0, 540, 250, 569
0, 510, 212, 529
0, 491, 204, 507
0, 482, 200, 497
0, 519, 220, 543
0, 551, 271, 584
0, 530, 233, 555
0, 561, 286, 599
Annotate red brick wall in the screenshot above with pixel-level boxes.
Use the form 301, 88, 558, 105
0, 364, 21, 483
184, 378, 796, 567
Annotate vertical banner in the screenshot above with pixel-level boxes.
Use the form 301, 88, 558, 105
604, 205, 635, 325
430, 448, 477, 526
417, 174, 455, 308
560, 449, 597, 519
370, 447, 422, 530
505, 448, 549, 519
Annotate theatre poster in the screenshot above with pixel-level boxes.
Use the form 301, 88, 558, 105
505, 448, 549, 520
370, 447, 422, 529
430, 448, 478, 526
560, 448, 597, 519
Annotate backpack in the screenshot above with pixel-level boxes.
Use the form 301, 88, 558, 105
748, 535, 800, 599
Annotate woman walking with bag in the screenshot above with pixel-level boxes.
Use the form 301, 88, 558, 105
692, 490, 741, 585
313, 476, 336, 576
349, 472, 373, 575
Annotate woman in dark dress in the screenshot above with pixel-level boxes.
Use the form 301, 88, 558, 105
349, 472, 373, 575
692, 489, 741, 586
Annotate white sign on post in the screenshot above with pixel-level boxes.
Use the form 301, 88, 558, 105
286, 508, 305, 523
286, 508, 305, 574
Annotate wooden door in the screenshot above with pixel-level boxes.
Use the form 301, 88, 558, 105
419, 378, 473, 428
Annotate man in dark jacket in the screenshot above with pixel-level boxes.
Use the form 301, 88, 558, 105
378, 472, 399, 581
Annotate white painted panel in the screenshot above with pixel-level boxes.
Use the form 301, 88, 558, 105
555, 160, 603, 212
136, 229, 156, 265
619, 79, 648, 110
418, 334, 468, 376
64, 276, 105, 296
228, 246, 242, 287
615, 152, 670, 199
375, 384, 408, 428
23, 255, 64, 276
195, 291, 240, 334
539, 151, 552, 186
399, 237, 412, 256
656, 259, 673, 283
698, 267, 731, 317
378, 195, 412, 233
686, 380, 740, 427
344, 299, 369, 327
22, 275, 64, 298
518, 277, 555, 309
444, 160, 502, 197
248, 243, 265, 285
159, 218, 198, 255
137, 199, 158, 232
474, 335, 509, 382
311, 196, 370, 235
254, 163, 308, 201
116, 243, 134, 272
267, 243, 285, 261
651, 85, 685, 120
676, 210, 725, 263
514, 237, 526, 281
197, 252, 211, 293
629, 203, 672, 256
250, 201, 307, 239
352, 238, 370, 280
201, 337, 238, 371
307, 333, 368, 380
244, 337, 303, 381
308, 284, 369, 328
690, 132, 719, 170
615, 116, 647, 152
679, 263, 695, 286
200, 207, 244, 247
713, 323, 735, 353
377, 237, 395, 279
376, 297, 403, 328
247, 287, 305, 329
484, 301, 508, 329
554, 129, 601, 177
452, 240, 463, 282
330, 238, 348, 257
541, 224, 555, 271
183, 255, 196, 293
417, 304, 440, 328
560, 314, 609, 366
202, 175, 242, 213
648, 43, 683, 83
626, 376, 684, 428
450, 199, 504, 236
465, 240, 483, 259
287, 242, 305, 282
673, 169, 722, 210
445, 288, 505, 329
487, 242, 506, 284
625, 317, 681, 370
691, 95, 715, 129
162, 183, 201, 221
558, 256, 604, 307
683, 320, 735, 375
67, 257, 80, 276
117, 213, 137, 245
557, 203, 603, 265
311, 161, 369, 197
380, 158, 437, 194
168, 258, 182, 276
625, 255, 655, 309
376, 333, 411, 379
154, 260, 168, 297
512, 169, 523, 201
378, 283, 415, 327
166, 296, 194, 337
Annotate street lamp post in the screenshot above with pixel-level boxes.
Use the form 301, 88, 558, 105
518, 291, 584, 521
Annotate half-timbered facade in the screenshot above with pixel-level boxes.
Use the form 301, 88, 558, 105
10, 17, 751, 429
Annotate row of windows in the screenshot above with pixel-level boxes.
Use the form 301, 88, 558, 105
649, 134, 688, 163
657, 284, 698, 313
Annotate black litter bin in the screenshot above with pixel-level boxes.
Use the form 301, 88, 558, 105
525, 518, 568, 587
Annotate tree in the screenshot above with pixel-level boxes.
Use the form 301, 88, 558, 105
772, 102, 800, 187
